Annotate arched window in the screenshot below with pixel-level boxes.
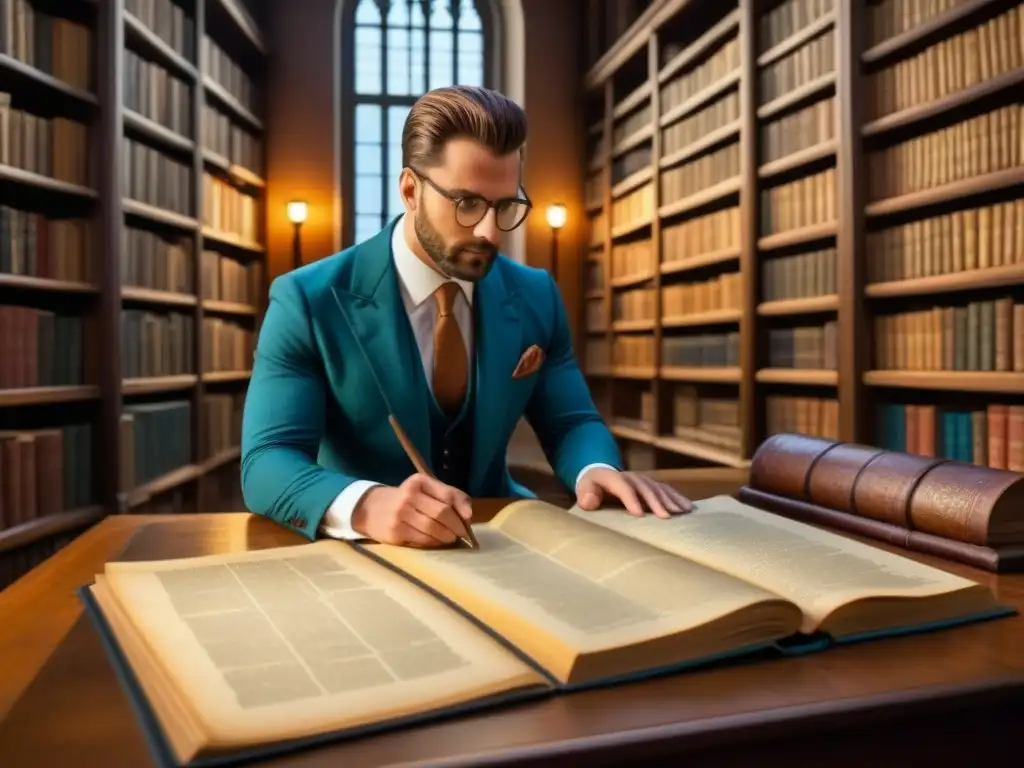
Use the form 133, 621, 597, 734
342, 0, 498, 246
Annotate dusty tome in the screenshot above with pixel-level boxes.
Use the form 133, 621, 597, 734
80, 495, 1012, 766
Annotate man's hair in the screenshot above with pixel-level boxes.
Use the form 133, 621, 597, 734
402, 85, 528, 169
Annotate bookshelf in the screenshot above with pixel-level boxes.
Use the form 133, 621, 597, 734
580, 0, 1024, 474
0, 0, 268, 588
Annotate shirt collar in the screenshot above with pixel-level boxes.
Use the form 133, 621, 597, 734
391, 215, 475, 308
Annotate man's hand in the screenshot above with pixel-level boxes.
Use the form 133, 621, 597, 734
576, 468, 692, 519
352, 474, 473, 547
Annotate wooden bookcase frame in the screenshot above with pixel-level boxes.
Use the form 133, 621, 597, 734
0, 0, 269, 565
579, 0, 1024, 471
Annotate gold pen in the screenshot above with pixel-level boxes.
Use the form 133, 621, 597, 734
388, 415, 480, 549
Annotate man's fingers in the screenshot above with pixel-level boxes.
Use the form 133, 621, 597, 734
396, 521, 445, 548
606, 474, 645, 517
396, 502, 455, 545
411, 492, 467, 543
415, 475, 474, 521
661, 485, 693, 514
633, 476, 671, 519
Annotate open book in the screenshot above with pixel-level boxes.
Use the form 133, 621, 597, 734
80, 495, 1013, 767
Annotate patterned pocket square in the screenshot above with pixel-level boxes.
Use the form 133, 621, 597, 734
512, 344, 545, 379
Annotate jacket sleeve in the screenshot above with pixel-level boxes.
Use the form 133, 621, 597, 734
240, 276, 359, 539
523, 274, 623, 491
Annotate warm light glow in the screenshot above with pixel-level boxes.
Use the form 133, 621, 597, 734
287, 200, 309, 224
545, 203, 567, 230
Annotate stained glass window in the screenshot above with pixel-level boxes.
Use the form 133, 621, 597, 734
347, 0, 494, 245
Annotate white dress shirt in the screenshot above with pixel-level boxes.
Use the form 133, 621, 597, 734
319, 218, 614, 540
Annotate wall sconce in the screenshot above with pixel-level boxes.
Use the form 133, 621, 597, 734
287, 200, 308, 270
545, 203, 567, 282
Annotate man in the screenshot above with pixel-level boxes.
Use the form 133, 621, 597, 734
240, 85, 692, 547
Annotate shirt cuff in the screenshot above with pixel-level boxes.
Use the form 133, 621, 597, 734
574, 463, 617, 493
318, 480, 381, 540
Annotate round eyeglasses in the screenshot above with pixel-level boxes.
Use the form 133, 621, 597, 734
408, 167, 533, 232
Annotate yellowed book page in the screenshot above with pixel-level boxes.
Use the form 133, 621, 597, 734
567, 495, 981, 633
103, 540, 545, 751
367, 500, 799, 682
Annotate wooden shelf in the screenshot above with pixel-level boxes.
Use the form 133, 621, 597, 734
0, 274, 98, 294
121, 286, 198, 308
202, 226, 265, 253
758, 295, 839, 316
863, 371, 1024, 395
865, 265, 1024, 299
0, 53, 98, 105
662, 309, 742, 328
660, 120, 741, 171
124, 464, 204, 510
612, 319, 656, 332
610, 271, 655, 289
653, 436, 751, 469
862, 68, 1024, 138
758, 221, 837, 251
612, 367, 656, 380
661, 367, 741, 383
861, 0, 999, 64
759, 140, 837, 179
661, 248, 740, 276
203, 299, 258, 316
0, 386, 101, 408
203, 76, 264, 132
864, 167, 1024, 218
203, 370, 252, 383
123, 199, 199, 230
756, 369, 838, 386
0, 163, 97, 198
0, 506, 106, 555
122, 375, 199, 396
757, 72, 835, 121
610, 423, 655, 443
123, 109, 195, 154
659, 71, 741, 128
124, 11, 197, 80
758, 12, 836, 68
659, 177, 741, 220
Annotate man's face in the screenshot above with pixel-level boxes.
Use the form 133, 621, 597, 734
402, 137, 522, 282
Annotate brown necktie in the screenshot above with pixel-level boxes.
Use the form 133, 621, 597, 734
433, 282, 468, 413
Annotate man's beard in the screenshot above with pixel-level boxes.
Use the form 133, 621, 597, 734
414, 206, 498, 282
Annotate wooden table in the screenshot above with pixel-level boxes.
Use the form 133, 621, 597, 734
0, 469, 1022, 767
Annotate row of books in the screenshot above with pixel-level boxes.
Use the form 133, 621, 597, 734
766, 395, 839, 440
759, 27, 833, 105
0, 95, 91, 187
659, 34, 739, 118
126, 0, 195, 62
866, 0, 969, 45
610, 184, 652, 231
867, 4, 1023, 119
663, 272, 742, 317
1, 2, 92, 92
663, 206, 740, 262
866, 199, 1024, 283
760, 166, 837, 236
660, 142, 738, 205
202, 317, 254, 373
866, 104, 1021, 202
762, 247, 836, 302
123, 137, 193, 216
201, 103, 263, 175
767, 322, 838, 370
202, 173, 260, 242
120, 225, 264, 304
120, 400, 192, 490
873, 298, 1024, 373
124, 48, 193, 139
877, 402, 1024, 473
610, 238, 656, 279
0, 207, 93, 283
0, 422, 93, 531
761, 97, 835, 164
758, 0, 834, 53
671, 385, 742, 455
0, 306, 83, 390
201, 36, 261, 118
612, 287, 655, 323
662, 91, 738, 160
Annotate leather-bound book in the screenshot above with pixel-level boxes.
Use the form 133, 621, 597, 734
738, 433, 1024, 572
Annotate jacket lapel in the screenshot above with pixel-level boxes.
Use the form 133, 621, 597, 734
470, 260, 521, 494
330, 221, 433, 473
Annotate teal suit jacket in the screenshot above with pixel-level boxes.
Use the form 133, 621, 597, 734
240, 220, 623, 539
